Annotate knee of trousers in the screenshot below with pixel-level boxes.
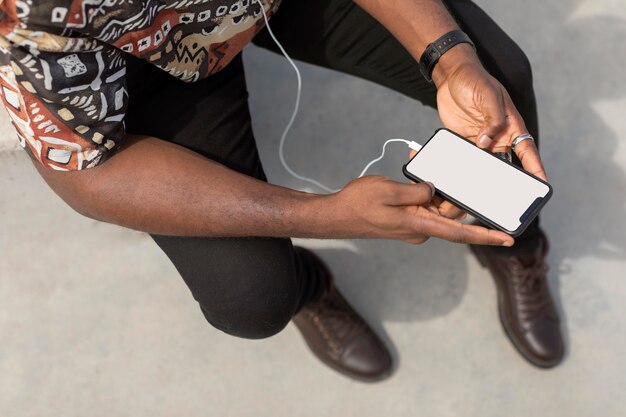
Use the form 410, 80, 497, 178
199, 291, 298, 340
196, 269, 301, 340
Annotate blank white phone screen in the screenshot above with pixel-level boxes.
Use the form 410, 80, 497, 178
405, 130, 550, 233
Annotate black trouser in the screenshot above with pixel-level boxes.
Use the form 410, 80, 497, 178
124, 0, 541, 340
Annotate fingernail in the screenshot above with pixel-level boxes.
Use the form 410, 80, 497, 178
478, 134, 493, 148
425, 181, 435, 197
502, 240, 514, 247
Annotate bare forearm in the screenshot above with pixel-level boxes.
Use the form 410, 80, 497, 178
356, 1, 547, 180
34, 135, 340, 238
354, 0, 481, 85
355, 0, 458, 55
32, 134, 514, 247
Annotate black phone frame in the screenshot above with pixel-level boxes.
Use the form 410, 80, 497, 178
402, 128, 553, 237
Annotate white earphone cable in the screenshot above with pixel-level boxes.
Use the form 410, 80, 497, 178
255, 0, 422, 194
357, 138, 412, 178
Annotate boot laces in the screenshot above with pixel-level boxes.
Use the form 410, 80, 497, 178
305, 291, 366, 353
510, 255, 553, 317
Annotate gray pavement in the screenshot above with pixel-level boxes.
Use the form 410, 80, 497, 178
1, 0, 626, 416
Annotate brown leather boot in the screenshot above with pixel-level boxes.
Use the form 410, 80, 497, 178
291, 248, 392, 382
470, 230, 564, 368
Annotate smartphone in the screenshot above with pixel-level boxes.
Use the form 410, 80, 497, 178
402, 128, 552, 237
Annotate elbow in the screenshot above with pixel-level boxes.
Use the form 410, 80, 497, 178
63, 196, 105, 222
31, 159, 108, 223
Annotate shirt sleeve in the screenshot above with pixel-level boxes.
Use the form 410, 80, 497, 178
0, 27, 128, 171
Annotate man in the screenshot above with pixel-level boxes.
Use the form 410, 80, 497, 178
0, 0, 563, 381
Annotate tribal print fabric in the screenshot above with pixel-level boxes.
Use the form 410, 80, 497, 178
0, 0, 279, 170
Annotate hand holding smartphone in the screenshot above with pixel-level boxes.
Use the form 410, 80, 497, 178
403, 129, 552, 237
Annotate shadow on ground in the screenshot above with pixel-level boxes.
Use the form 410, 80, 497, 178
244, 0, 626, 333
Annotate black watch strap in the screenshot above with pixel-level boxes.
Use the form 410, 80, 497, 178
419, 30, 475, 83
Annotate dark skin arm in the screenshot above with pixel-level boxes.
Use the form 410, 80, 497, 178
32, 0, 540, 247
34, 134, 513, 246
354, 0, 548, 220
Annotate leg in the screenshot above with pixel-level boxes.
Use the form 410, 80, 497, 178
152, 235, 322, 339
123, 52, 392, 380
253, 0, 562, 366
124, 53, 325, 339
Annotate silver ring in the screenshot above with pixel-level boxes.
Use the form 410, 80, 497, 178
511, 133, 534, 152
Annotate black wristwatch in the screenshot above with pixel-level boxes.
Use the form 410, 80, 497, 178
419, 30, 475, 83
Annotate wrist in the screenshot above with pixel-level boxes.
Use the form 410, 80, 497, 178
285, 191, 346, 238
291, 191, 371, 239
430, 43, 482, 87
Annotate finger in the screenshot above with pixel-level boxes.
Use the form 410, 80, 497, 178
482, 86, 533, 155
430, 193, 465, 220
414, 210, 514, 246
437, 200, 465, 219
476, 90, 507, 149
385, 181, 435, 206
407, 150, 418, 185
489, 99, 525, 154
513, 138, 548, 181
405, 235, 430, 245
489, 110, 528, 154
496, 96, 548, 180
426, 203, 441, 215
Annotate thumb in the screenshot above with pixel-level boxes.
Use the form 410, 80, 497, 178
476, 91, 507, 150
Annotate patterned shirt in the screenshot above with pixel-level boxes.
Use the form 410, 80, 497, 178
0, 0, 280, 170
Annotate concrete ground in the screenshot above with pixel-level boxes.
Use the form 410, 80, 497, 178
1, 0, 625, 416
